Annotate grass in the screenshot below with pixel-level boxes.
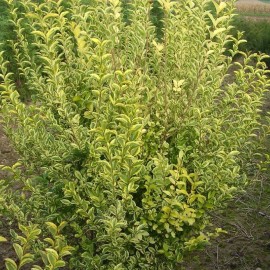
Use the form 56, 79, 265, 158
237, 12, 270, 18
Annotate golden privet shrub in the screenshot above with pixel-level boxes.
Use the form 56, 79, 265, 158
0, 0, 269, 269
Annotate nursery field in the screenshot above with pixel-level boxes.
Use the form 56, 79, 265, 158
236, 0, 270, 19
0, 1, 270, 269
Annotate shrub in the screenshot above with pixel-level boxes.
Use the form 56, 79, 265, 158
0, 0, 269, 269
0, 0, 12, 52
232, 17, 270, 66
0, 0, 19, 94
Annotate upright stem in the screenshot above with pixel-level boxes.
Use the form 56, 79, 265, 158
162, 8, 169, 144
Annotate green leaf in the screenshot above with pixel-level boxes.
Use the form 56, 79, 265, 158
5, 258, 17, 270
0, 236, 7, 242
59, 246, 73, 257
46, 222, 58, 236
32, 30, 46, 39
19, 254, 34, 268
162, 206, 171, 213
176, 189, 189, 196
46, 248, 58, 266
210, 28, 226, 39
73, 95, 81, 102
215, 1, 227, 14
91, 38, 101, 45
90, 74, 101, 81
163, 242, 169, 252
44, 238, 55, 246
61, 199, 72, 206
39, 250, 49, 265
44, 13, 59, 20
54, 260, 66, 268
13, 243, 23, 260
228, 151, 240, 157
163, 190, 172, 197
46, 27, 60, 39
29, 229, 41, 240
32, 266, 43, 270
58, 221, 67, 232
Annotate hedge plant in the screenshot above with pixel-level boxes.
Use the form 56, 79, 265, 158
0, 0, 269, 269
231, 16, 270, 67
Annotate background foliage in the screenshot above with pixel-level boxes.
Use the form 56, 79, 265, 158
233, 17, 270, 65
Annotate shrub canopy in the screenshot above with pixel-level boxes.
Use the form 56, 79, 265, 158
0, 0, 269, 269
